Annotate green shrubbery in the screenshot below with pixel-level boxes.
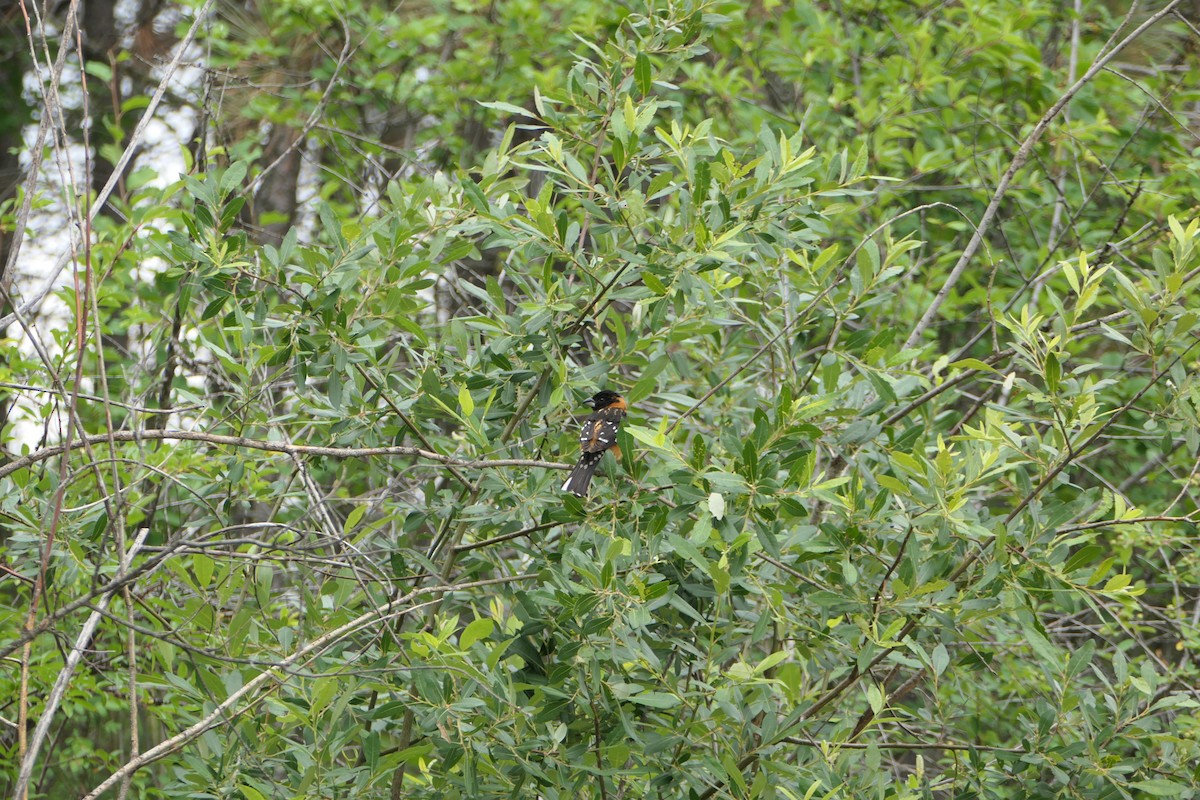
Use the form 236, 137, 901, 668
4, 1, 1200, 797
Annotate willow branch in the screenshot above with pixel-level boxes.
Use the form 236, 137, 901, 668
0, 429, 570, 481
901, 0, 1185, 350
81, 574, 537, 800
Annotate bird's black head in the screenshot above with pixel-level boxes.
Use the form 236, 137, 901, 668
587, 390, 623, 410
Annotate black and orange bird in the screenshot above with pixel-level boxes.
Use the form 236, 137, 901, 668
561, 390, 627, 497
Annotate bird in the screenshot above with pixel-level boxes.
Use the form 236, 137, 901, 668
561, 390, 627, 497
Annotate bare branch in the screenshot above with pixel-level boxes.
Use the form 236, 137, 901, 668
80, 574, 538, 800
902, 0, 1185, 350
0, 428, 570, 482
14, 529, 150, 799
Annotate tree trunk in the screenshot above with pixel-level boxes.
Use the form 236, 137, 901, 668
250, 124, 304, 246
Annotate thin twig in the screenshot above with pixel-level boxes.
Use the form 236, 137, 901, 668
782, 736, 1025, 753
0, 428, 571, 482
0, 0, 220, 331
81, 574, 538, 800
670, 203, 967, 436
902, 0, 1184, 350
13, 529, 150, 799
453, 520, 561, 554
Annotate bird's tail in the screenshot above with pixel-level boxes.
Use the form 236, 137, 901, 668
561, 451, 604, 497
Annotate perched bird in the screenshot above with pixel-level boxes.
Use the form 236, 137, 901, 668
561, 390, 627, 497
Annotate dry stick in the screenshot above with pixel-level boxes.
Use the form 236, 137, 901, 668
756, 553, 824, 590
0, 428, 570, 482
590, 691, 610, 800
0, 0, 219, 331
499, 368, 552, 445
1032, 0, 1082, 308
1179, 9, 1200, 40
13, 529, 150, 799
960, 102, 1172, 358
1103, 67, 1200, 139
1056, 514, 1197, 535
871, 527, 913, 620
1, 0, 76, 299
17, 82, 96, 794
1, 538, 191, 663
75, 44, 141, 798
80, 574, 538, 800
850, 665, 929, 739
11, 175, 130, 791
289, 451, 394, 632
882, 358, 999, 429
9, 295, 77, 799
901, 0, 1185, 351
0, 381, 200, 413
2, 518, 367, 665
7, 16, 103, 765
946, 217, 1155, 369
2, 423, 547, 664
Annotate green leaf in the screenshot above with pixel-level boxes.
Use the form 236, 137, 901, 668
85, 61, 114, 82
705, 471, 749, 494
710, 557, 730, 594
626, 424, 666, 449
462, 179, 490, 213
850, 142, 868, 180
343, 504, 367, 534
363, 732, 380, 769
1128, 779, 1186, 796
478, 100, 535, 117
1063, 545, 1103, 575
629, 355, 669, 403
220, 161, 248, 196
1065, 639, 1095, 680
643, 271, 668, 295
629, 692, 680, 709
842, 559, 858, 586
458, 384, 475, 417
1104, 573, 1132, 593
1020, 620, 1060, 667
635, 52, 652, 96
866, 683, 884, 714
239, 785, 268, 800
756, 651, 788, 674
931, 643, 949, 677
193, 555, 214, 589
1168, 215, 1186, 246
1087, 556, 1116, 587
949, 358, 998, 373
1044, 351, 1060, 394
460, 618, 494, 649
877, 475, 910, 496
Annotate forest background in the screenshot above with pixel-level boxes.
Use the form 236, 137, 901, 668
3, 0, 1200, 798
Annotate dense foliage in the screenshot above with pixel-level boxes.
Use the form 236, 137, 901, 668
4, 1, 1200, 797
